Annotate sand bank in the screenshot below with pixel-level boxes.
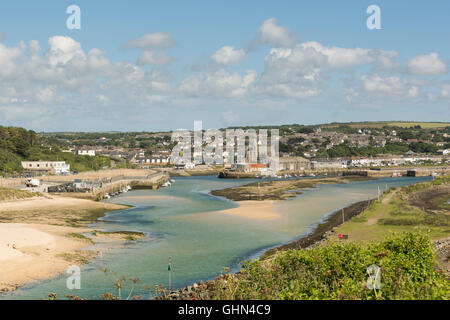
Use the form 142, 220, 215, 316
0, 195, 127, 227
220, 201, 280, 220
0, 223, 92, 293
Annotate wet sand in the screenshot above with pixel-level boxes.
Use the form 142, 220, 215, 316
0, 223, 91, 292
220, 200, 280, 220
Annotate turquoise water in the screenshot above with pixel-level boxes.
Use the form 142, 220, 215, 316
2, 175, 431, 299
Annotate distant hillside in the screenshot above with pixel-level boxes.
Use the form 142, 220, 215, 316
0, 126, 38, 173
0, 125, 111, 174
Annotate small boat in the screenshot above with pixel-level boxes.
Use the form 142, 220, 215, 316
162, 181, 172, 187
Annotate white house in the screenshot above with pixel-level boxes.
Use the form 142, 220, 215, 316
21, 161, 71, 174
76, 149, 96, 156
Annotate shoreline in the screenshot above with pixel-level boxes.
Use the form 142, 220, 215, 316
261, 198, 374, 258
0, 194, 135, 294
0, 223, 93, 293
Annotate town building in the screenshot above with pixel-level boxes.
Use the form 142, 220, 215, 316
310, 160, 344, 170
76, 149, 96, 156
21, 161, 71, 174
279, 156, 310, 171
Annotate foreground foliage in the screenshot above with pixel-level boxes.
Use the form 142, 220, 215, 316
204, 233, 448, 300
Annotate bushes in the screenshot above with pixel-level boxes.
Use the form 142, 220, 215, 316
208, 233, 449, 300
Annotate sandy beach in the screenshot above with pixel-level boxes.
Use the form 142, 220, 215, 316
220, 200, 280, 220
0, 223, 92, 293
0, 194, 130, 293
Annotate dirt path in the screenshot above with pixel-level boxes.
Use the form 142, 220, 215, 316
365, 190, 398, 226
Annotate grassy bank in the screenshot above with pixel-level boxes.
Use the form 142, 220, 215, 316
0, 187, 41, 201
333, 176, 450, 243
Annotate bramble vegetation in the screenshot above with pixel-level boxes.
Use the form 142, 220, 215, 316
199, 233, 449, 300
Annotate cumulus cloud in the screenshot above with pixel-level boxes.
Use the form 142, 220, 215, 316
300, 42, 373, 68
0, 42, 21, 76
212, 46, 246, 65
361, 75, 419, 98
123, 32, 175, 49
47, 36, 86, 66
408, 52, 446, 75
0, 25, 448, 130
137, 50, 174, 65
256, 45, 326, 98
179, 69, 257, 98
257, 18, 296, 48
0, 35, 174, 114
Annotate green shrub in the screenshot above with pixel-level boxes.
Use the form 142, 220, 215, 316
208, 233, 449, 300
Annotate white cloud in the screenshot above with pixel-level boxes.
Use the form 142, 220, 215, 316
179, 69, 257, 98
0, 28, 448, 130
123, 32, 175, 49
47, 36, 86, 66
258, 18, 296, 48
28, 40, 40, 56
301, 42, 373, 68
0, 42, 21, 76
408, 52, 446, 75
137, 50, 174, 65
256, 45, 326, 98
441, 84, 450, 98
362, 75, 419, 98
212, 46, 246, 65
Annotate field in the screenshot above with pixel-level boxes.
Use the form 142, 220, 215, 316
321, 121, 449, 129
385, 122, 450, 128
332, 176, 450, 243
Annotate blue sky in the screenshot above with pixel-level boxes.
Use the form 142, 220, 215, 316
0, 0, 449, 131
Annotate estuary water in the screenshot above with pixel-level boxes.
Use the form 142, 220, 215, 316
3, 175, 431, 299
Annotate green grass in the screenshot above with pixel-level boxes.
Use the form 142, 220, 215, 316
334, 177, 450, 242
92, 231, 145, 241
0, 187, 41, 201
56, 251, 95, 265
66, 233, 95, 244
